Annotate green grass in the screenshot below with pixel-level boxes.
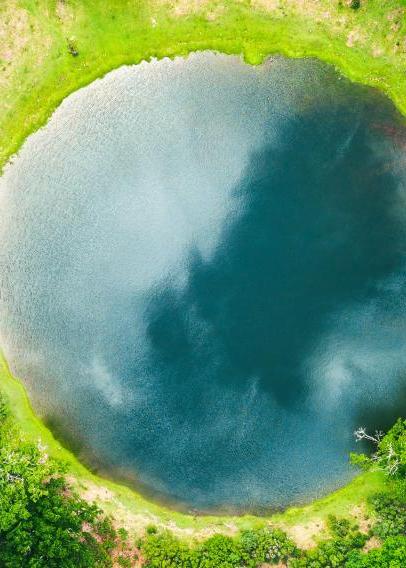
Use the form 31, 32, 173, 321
0, 0, 402, 543
1, 1, 406, 173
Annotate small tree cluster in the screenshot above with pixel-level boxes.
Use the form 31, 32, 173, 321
346, 536, 406, 567
351, 419, 406, 478
141, 526, 297, 567
369, 493, 406, 540
0, 395, 119, 567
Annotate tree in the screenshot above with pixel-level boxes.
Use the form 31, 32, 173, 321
346, 536, 406, 567
0, 395, 117, 567
351, 419, 406, 478
198, 534, 242, 567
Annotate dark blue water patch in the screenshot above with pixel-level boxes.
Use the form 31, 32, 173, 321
147, 119, 404, 407
1, 53, 406, 512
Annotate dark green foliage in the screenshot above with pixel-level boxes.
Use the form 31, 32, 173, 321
0, 477, 115, 567
350, 0, 361, 9
239, 527, 298, 566
139, 518, 406, 568
346, 536, 406, 567
198, 534, 242, 567
377, 418, 406, 478
141, 526, 297, 567
141, 531, 195, 567
0, 394, 117, 567
140, 511, 406, 568
369, 493, 406, 539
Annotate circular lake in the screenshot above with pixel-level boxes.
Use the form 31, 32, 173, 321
1, 53, 406, 512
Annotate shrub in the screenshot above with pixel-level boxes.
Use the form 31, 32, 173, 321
369, 493, 406, 539
146, 524, 158, 535
198, 534, 242, 567
0, 394, 117, 567
141, 527, 296, 567
350, 0, 361, 9
239, 527, 297, 566
141, 531, 194, 567
346, 535, 406, 567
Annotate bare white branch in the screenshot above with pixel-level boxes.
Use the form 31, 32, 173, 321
354, 427, 383, 444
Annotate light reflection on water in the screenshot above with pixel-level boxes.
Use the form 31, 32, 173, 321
1, 53, 406, 512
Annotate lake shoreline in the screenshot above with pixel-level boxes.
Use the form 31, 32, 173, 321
1, 2, 406, 173
0, 349, 386, 541
0, 0, 404, 543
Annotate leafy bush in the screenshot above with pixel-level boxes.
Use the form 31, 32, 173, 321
198, 534, 242, 567
239, 527, 297, 566
346, 536, 406, 567
141, 526, 297, 567
350, 0, 361, 9
146, 524, 158, 535
369, 493, 406, 539
141, 531, 195, 567
377, 419, 406, 478
0, 395, 118, 567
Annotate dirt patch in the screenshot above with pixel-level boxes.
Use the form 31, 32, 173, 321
81, 483, 115, 503
251, 0, 281, 13
0, 0, 54, 95
0, 4, 29, 63
283, 519, 325, 549
350, 504, 373, 534
153, 0, 212, 18
387, 8, 405, 24
372, 45, 384, 57
56, 0, 75, 23
363, 535, 381, 552
346, 28, 367, 47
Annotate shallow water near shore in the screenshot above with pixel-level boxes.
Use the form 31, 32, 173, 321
1, 52, 406, 512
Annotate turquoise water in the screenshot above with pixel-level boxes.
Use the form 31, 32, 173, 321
1, 53, 406, 512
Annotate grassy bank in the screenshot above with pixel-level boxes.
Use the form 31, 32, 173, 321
0, 351, 385, 545
0, 1, 406, 173
0, 0, 403, 547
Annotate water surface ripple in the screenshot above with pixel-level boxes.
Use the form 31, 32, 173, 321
1, 53, 406, 512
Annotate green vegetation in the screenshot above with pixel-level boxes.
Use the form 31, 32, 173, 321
137, 503, 406, 566
140, 527, 298, 566
1, 0, 406, 565
347, 537, 406, 567
351, 419, 406, 479
136, 422, 406, 567
1, 353, 406, 566
0, 393, 131, 567
1, 0, 406, 175
0, 351, 387, 539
